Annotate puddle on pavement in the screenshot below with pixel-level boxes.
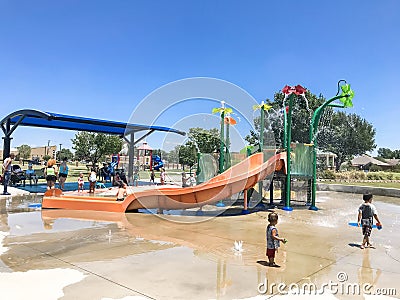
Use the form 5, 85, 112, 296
0, 191, 399, 299
0, 268, 86, 300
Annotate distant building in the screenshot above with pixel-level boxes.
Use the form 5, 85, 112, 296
0, 145, 57, 161
384, 158, 400, 167
351, 154, 391, 170
30, 146, 57, 160
316, 150, 337, 169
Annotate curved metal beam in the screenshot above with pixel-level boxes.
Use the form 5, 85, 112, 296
0, 109, 52, 127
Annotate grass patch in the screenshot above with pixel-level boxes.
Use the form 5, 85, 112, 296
323, 181, 400, 189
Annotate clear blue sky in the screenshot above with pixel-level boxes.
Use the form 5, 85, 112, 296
1, 0, 399, 154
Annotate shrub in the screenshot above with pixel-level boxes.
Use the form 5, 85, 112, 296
367, 172, 384, 180
320, 169, 336, 179
352, 171, 367, 180
369, 165, 383, 172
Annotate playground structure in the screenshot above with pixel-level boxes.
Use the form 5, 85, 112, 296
42, 152, 286, 212
136, 141, 164, 171
265, 82, 354, 211
17, 81, 354, 213
152, 155, 164, 171
194, 81, 354, 211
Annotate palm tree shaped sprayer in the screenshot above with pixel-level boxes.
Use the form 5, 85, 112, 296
308, 81, 354, 210
212, 101, 234, 174
252, 101, 272, 205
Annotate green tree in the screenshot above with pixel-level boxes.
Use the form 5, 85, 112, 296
72, 132, 122, 166
377, 148, 400, 159
17, 144, 31, 160
167, 146, 180, 163
245, 89, 376, 171
57, 148, 74, 161
178, 141, 197, 169
187, 127, 220, 153
325, 112, 376, 170
173, 127, 220, 169
43, 155, 51, 162
246, 90, 329, 147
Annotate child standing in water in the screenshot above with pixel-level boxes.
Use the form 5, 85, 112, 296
357, 193, 382, 249
150, 170, 155, 184
77, 172, 84, 192
88, 168, 97, 193
160, 168, 166, 185
266, 212, 287, 267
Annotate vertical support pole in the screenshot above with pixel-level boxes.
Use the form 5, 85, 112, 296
308, 95, 345, 211
306, 178, 312, 205
283, 107, 287, 148
269, 180, 274, 208
217, 114, 226, 208
128, 132, 134, 184
309, 143, 318, 211
225, 118, 231, 170
283, 94, 294, 211
2, 119, 12, 161
219, 110, 225, 174
2, 137, 12, 161
258, 107, 265, 203
260, 108, 265, 151
281, 178, 286, 203
242, 189, 249, 214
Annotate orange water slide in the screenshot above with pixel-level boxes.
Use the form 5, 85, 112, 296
42, 152, 286, 212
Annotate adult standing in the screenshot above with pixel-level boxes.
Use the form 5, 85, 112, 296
58, 157, 69, 191
2, 153, 15, 195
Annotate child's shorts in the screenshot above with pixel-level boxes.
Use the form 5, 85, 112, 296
362, 225, 372, 237
267, 248, 276, 258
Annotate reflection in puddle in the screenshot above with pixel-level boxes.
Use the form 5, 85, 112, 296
7, 211, 113, 236
0, 191, 399, 299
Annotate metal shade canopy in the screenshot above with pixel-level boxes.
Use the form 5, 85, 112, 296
1, 109, 185, 137
1, 109, 186, 179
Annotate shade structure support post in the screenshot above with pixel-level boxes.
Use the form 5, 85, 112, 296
127, 132, 135, 184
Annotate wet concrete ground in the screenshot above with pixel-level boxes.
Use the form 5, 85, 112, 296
0, 191, 399, 299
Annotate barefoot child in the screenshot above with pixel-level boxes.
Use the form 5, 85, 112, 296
266, 212, 287, 267
357, 193, 382, 249
88, 168, 97, 193
78, 172, 84, 192
116, 180, 127, 201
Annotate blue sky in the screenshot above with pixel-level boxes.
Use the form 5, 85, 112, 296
1, 0, 399, 154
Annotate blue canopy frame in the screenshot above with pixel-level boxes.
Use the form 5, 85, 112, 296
1, 109, 186, 180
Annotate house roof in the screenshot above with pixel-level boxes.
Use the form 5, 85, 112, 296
137, 142, 153, 150
351, 154, 390, 167
316, 150, 337, 157
384, 158, 400, 166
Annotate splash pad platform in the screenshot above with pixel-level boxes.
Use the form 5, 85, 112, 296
42, 152, 286, 212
